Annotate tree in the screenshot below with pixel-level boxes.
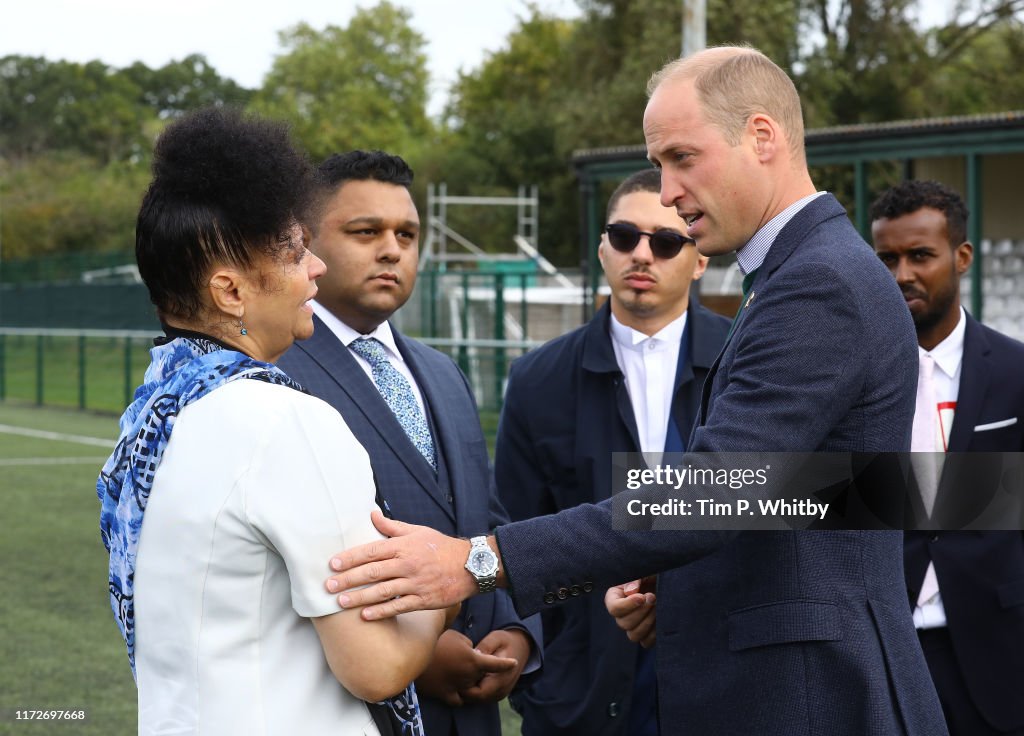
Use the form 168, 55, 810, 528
796, 0, 1024, 126
1, 54, 253, 164
251, 2, 432, 161
121, 54, 252, 119
0, 56, 150, 163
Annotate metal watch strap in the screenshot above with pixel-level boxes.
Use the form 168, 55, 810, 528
468, 536, 498, 593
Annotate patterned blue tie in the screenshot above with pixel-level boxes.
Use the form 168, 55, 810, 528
350, 338, 437, 470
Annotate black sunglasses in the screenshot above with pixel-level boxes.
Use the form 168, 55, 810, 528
605, 223, 693, 260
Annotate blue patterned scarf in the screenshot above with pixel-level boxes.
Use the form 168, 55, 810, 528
96, 334, 424, 736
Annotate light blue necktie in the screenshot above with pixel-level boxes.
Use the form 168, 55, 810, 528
350, 337, 437, 470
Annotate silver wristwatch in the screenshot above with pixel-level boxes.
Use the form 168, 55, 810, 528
464, 536, 499, 593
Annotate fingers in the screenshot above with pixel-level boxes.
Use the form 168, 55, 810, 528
329, 536, 400, 574
459, 672, 514, 703
610, 593, 655, 627
473, 651, 518, 674
623, 603, 657, 646
327, 512, 426, 573
369, 508, 412, 537
604, 581, 643, 618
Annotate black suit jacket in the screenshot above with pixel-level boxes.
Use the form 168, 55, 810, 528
904, 314, 1024, 732
278, 317, 541, 736
495, 299, 729, 735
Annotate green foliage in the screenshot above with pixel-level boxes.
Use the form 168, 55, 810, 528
796, 0, 1024, 126
1, 152, 150, 258
251, 1, 433, 161
2, 0, 1022, 267
0, 53, 250, 165
1, 53, 253, 260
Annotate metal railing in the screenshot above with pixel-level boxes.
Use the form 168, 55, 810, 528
0, 328, 543, 415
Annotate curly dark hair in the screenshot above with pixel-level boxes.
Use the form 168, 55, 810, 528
136, 107, 313, 321
868, 180, 969, 248
307, 150, 414, 233
606, 168, 662, 222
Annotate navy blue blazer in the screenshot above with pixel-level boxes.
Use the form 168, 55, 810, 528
904, 314, 1024, 732
279, 318, 541, 736
494, 194, 948, 735
495, 299, 729, 735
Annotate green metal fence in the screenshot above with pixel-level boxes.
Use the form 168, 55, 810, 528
0, 328, 541, 416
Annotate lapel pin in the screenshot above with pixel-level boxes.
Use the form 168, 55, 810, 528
745, 291, 756, 309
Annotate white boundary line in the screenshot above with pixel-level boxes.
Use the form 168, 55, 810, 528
0, 424, 113, 448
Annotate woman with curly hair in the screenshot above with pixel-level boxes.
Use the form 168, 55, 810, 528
96, 107, 446, 736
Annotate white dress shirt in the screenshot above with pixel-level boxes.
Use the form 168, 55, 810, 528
312, 301, 428, 417
609, 311, 688, 455
912, 307, 966, 630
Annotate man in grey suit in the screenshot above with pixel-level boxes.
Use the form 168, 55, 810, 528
322, 48, 948, 735
278, 150, 539, 736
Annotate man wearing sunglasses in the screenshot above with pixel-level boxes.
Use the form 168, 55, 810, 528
494, 168, 729, 736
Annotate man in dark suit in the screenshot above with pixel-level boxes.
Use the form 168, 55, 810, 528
871, 180, 1024, 736
323, 48, 948, 735
495, 168, 729, 735
278, 150, 540, 736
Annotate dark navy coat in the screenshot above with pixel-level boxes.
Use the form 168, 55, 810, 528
494, 194, 949, 735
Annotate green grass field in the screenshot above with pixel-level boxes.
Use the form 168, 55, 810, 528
0, 400, 519, 735
0, 402, 134, 735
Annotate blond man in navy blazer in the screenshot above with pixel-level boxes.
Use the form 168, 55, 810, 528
323, 49, 948, 736
872, 179, 1024, 736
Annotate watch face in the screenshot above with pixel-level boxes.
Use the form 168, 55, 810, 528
469, 550, 498, 576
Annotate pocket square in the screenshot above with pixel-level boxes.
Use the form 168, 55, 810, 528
974, 417, 1018, 432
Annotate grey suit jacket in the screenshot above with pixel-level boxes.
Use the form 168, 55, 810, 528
494, 194, 948, 735
279, 319, 541, 736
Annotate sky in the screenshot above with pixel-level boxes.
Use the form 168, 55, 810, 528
0, 0, 582, 116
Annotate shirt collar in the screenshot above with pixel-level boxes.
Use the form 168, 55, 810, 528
735, 191, 827, 275
920, 306, 966, 379
609, 310, 688, 351
311, 301, 404, 363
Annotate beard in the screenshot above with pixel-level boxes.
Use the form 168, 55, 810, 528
907, 279, 959, 335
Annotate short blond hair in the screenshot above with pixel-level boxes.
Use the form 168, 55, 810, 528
648, 46, 805, 157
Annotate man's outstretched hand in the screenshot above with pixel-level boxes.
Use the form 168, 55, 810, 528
326, 510, 482, 620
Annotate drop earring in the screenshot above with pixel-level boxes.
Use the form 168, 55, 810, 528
239, 319, 248, 336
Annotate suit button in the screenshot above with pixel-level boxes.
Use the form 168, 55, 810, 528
446, 493, 454, 504
569, 585, 581, 596
557, 587, 569, 600
608, 702, 620, 717
582, 581, 594, 593
929, 533, 940, 542
466, 614, 474, 630
543, 592, 556, 605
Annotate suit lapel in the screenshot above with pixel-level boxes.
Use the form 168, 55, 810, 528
932, 315, 990, 523
695, 195, 848, 431
296, 317, 453, 519
947, 315, 990, 452
581, 304, 641, 452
